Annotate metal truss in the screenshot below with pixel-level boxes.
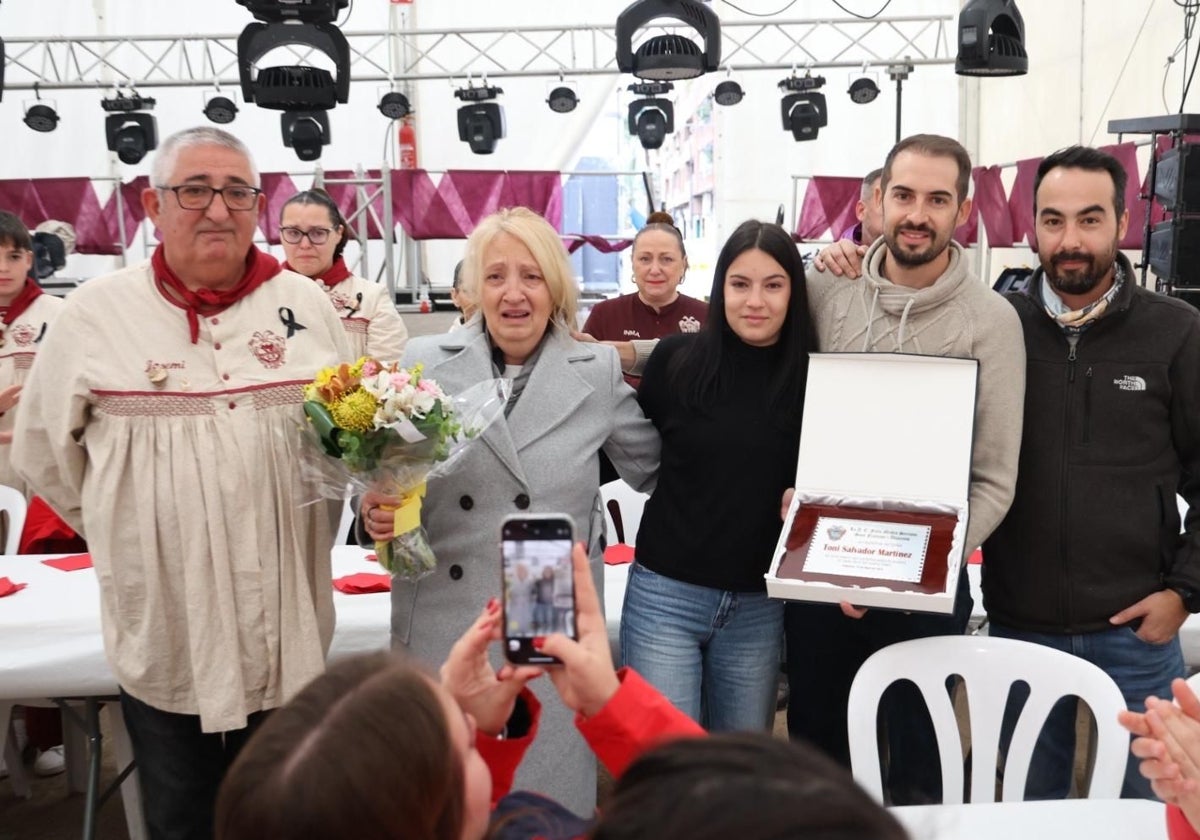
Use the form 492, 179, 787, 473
2, 15, 954, 91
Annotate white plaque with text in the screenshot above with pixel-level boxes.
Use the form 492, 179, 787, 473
802, 517, 931, 583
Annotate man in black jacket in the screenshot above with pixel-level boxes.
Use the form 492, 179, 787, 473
982, 145, 1200, 799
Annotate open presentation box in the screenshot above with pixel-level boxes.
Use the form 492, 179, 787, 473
766, 352, 978, 615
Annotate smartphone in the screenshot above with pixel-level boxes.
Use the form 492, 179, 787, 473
501, 513, 576, 665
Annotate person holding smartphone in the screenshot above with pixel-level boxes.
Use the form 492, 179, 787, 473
217, 543, 905, 840
361, 207, 659, 816
619, 219, 814, 731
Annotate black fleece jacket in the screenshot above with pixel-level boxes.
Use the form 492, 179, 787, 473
982, 257, 1200, 633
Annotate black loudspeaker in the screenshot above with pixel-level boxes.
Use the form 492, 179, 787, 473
992, 266, 1034, 295
1149, 218, 1200, 288
1154, 145, 1200, 213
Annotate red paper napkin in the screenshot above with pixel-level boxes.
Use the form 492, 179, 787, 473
333, 572, 391, 594
42, 553, 93, 572
604, 543, 635, 565
0, 576, 27, 597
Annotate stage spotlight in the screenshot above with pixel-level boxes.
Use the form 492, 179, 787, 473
105, 113, 158, 165
237, 14, 350, 109
778, 74, 827, 142
203, 94, 239, 124
102, 93, 158, 164
379, 91, 412, 120
547, 86, 578, 113
714, 80, 744, 106
615, 0, 722, 81
24, 102, 59, 132
956, 0, 1028, 77
628, 99, 673, 150
455, 84, 505, 154
236, 0, 347, 24
281, 110, 331, 161
848, 76, 880, 104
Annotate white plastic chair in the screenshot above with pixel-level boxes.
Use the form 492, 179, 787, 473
847, 635, 1128, 803
0, 483, 27, 554
599, 479, 649, 547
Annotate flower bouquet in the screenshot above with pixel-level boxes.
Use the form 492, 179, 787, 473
301, 357, 507, 580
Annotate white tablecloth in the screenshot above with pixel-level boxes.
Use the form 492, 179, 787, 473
0, 546, 391, 700
891, 798, 1167, 839
6, 552, 1195, 701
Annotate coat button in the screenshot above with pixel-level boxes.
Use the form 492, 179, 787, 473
459, 495, 474, 511
514, 493, 530, 510
449, 564, 463, 581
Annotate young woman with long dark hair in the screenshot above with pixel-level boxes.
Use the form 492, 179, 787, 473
619, 219, 815, 731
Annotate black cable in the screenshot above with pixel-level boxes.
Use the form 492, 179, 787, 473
718, 0, 799, 17
338, 0, 355, 27
829, 0, 894, 19
1179, 1, 1200, 111
719, 0, 892, 20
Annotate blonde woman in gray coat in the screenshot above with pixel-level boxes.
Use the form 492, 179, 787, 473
362, 207, 659, 816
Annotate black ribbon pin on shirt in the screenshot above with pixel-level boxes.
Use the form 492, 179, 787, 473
34, 323, 47, 343
345, 292, 363, 316
279, 307, 307, 338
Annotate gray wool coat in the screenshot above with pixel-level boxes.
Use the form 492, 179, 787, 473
394, 322, 660, 815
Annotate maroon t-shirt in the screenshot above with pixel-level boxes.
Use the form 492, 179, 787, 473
582, 292, 708, 388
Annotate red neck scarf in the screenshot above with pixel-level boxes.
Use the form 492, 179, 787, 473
152, 244, 281, 343
282, 256, 351, 288
0, 278, 44, 326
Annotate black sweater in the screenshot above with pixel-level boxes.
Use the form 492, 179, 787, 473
634, 333, 802, 592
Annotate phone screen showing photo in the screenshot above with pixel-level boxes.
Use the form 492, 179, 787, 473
502, 516, 575, 664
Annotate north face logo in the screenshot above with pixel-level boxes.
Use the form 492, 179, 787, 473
1113, 375, 1146, 392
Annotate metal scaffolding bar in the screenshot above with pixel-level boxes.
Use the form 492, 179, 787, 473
2, 16, 954, 90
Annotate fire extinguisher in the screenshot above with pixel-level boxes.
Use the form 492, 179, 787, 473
399, 116, 417, 169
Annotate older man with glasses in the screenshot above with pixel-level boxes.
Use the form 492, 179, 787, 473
13, 126, 351, 840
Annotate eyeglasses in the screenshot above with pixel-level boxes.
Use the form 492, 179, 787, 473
157, 184, 263, 212
279, 226, 335, 246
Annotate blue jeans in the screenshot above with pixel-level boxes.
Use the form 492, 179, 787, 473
619, 562, 783, 731
989, 623, 1185, 799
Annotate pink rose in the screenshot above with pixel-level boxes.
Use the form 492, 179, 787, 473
362, 359, 381, 377
417, 379, 441, 395
390, 371, 411, 389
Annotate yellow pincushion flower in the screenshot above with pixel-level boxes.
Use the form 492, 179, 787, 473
329, 388, 377, 432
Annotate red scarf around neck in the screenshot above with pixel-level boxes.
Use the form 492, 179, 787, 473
152, 244, 281, 343
282, 256, 351, 288
0, 278, 44, 326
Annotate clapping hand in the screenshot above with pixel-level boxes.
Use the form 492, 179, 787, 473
1120, 678, 1200, 827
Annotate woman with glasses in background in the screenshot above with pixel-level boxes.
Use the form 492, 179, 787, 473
279, 189, 408, 360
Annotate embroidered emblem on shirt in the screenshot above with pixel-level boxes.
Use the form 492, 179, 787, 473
249, 330, 287, 369
10, 323, 37, 346
1113, 375, 1146, 392
622, 329, 641, 337
678, 315, 701, 333
327, 290, 351, 311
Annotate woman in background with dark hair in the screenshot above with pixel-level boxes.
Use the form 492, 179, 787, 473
279, 189, 408, 359
619, 219, 814, 732
581, 212, 707, 390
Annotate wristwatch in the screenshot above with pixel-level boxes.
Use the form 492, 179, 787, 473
1171, 585, 1200, 614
